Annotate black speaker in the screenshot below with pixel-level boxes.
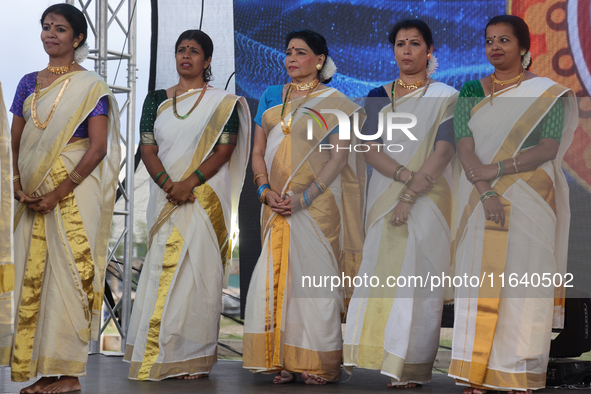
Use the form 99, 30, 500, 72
546, 359, 591, 387
550, 295, 591, 358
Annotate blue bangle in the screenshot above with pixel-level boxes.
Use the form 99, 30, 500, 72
303, 189, 313, 207
257, 184, 270, 199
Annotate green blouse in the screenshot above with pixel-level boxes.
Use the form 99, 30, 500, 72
139, 89, 239, 146
454, 80, 564, 149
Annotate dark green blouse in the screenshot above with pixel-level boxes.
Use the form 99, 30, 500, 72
454, 80, 564, 149
139, 89, 239, 146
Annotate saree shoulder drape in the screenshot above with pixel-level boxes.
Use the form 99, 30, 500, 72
0, 82, 14, 353
124, 87, 251, 381
342, 82, 459, 385
450, 77, 578, 391
0, 71, 120, 381
243, 87, 366, 382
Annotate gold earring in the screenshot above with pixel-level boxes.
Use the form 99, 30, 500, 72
520, 51, 525, 56
428, 54, 431, 59
316, 64, 322, 70
73, 42, 79, 48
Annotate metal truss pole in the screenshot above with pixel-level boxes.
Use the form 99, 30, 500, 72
66, 0, 136, 353
122, 0, 136, 350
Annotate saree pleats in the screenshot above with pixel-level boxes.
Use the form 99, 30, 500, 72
243, 88, 365, 382
450, 78, 578, 391
1, 72, 120, 381
343, 82, 458, 385
125, 88, 250, 380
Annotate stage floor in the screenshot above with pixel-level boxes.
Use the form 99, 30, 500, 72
0, 354, 583, 394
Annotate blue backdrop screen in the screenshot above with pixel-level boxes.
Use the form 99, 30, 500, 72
234, 0, 505, 99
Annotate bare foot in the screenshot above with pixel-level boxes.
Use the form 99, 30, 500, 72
463, 388, 487, 394
301, 371, 328, 385
388, 382, 422, 388
39, 376, 81, 393
20, 377, 57, 394
273, 370, 296, 384
175, 374, 209, 380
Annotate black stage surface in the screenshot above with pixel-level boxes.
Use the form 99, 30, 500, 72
0, 354, 584, 393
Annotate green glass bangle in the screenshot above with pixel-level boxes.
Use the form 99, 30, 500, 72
498, 160, 505, 178
195, 169, 207, 185
480, 191, 496, 202
154, 171, 166, 183
160, 175, 170, 189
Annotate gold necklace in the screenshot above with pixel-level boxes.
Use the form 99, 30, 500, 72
31, 76, 70, 130
281, 80, 320, 134
47, 61, 76, 75
491, 70, 525, 85
391, 77, 430, 112
290, 79, 319, 91
490, 69, 525, 105
173, 84, 208, 119
397, 78, 424, 90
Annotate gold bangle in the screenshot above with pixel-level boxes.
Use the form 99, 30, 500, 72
300, 194, 307, 209
496, 162, 501, 178
69, 170, 85, 185
393, 165, 405, 182
13, 175, 21, 183
260, 188, 270, 204
512, 157, 519, 173
399, 192, 417, 205
405, 171, 414, 186
399, 196, 416, 205
400, 192, 417, 202
253, 172, 268, 185
314, 177, 328, 193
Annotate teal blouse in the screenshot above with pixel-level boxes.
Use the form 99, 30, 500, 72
454, 80, 564, 149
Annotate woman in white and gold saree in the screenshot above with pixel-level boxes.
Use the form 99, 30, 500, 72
450, 16, 578, 394
242, 29, 366, 385
1, 4, 120, 393
124, 30, 251, 381
342, 19, 458, 388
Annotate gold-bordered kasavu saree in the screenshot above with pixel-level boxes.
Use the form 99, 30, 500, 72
243, 87, 366, 382
124, 87, 251, 380
0, 82, 14, 353
343, 82, 458, 385
0, 71, 120, 381
450, 77, 578, 391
